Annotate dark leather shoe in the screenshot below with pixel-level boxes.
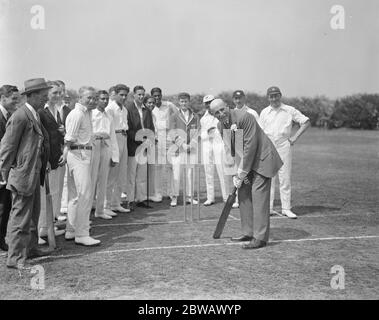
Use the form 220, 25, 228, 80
136, 201, 152, 208
0, 240, 8, 251
27, 247, 54, 259
242, 239, 267, 249
126, 201, 135, 211
231, 235, 253, 242
7, 262, 34, 270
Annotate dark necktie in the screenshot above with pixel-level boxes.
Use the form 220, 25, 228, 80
35, 112, 41, 127
57, 110, 62, 126
231, 129, 235, 157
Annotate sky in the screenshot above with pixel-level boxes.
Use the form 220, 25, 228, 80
0, 0, 378, 98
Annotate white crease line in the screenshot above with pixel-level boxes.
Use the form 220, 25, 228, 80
229, 215, 239, 220
92, 233, 107, 239
92, 212, 375, 228
95, 220, 184, 228
33, 234, 379, 262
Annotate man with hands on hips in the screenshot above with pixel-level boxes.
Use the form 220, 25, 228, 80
259, 86, 310, 219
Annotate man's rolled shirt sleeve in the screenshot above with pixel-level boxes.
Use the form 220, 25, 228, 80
291, 108, 309, 125
64, 113, 81, 143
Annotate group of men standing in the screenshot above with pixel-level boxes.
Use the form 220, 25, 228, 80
0, 78, 310, 269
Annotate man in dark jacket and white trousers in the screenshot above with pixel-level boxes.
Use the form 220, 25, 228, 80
209, 98, 283, 249
125, 85, 155, 209
37, 81, 66, 243
0, 78, 52, 269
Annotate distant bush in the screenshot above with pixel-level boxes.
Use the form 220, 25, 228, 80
64, 89, 379, 130
330, 94, 379, 130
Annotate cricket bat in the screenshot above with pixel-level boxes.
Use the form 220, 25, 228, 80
213, 187, 237, 239
45, 171, 56, 250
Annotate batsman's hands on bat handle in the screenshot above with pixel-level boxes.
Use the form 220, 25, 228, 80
233, 176, 243, 189
288, 137, 295, 146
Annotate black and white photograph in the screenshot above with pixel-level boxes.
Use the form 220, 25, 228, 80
0, 0, 378, 304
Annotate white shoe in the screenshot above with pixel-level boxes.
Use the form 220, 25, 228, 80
65, 231, 75, 240
282, 209, 297, 219
38, 237, 47, 245
57, 215, 67, 222
60, 208, 67, 214
270, 209, 282, 216
232, 202, 239, 208
39, 228, 65, 238
149, 195, 163, 203
186, 198, 198, 205
170, 196, 177, 207
75, 236, 101, 246
203, 199, 215, 206
111, 205, 130, 213
94, 212, 112, 220
54, 228, 65, 236
104, 209, 117, 217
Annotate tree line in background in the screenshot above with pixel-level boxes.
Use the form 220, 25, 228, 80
64, 89, 379, 130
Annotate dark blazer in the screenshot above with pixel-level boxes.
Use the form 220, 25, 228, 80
230, 109, 283, 178
168, 110, 200, 154
126, 101, 155, 157
0, 111, 8, 140
0, 104, 49, 195
61, 105, 71, 125
38, 107, 64, 170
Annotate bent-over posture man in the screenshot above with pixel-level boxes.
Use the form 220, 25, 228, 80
210, 98, 283, 249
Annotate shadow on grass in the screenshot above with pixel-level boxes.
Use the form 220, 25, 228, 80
292, 205, 341, 216
270, 227, 312, 241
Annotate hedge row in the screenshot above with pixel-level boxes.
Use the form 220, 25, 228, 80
64, 89, 379, 130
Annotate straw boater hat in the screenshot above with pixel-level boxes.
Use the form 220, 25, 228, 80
21, 78, 52, 95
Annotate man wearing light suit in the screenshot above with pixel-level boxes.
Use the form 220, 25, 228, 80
0, 78, 52, 269
210, 99, 283, 249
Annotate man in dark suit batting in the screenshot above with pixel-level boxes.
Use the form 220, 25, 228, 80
209, 99, 283, 249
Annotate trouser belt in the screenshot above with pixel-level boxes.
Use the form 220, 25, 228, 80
70, 145, 92, 150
